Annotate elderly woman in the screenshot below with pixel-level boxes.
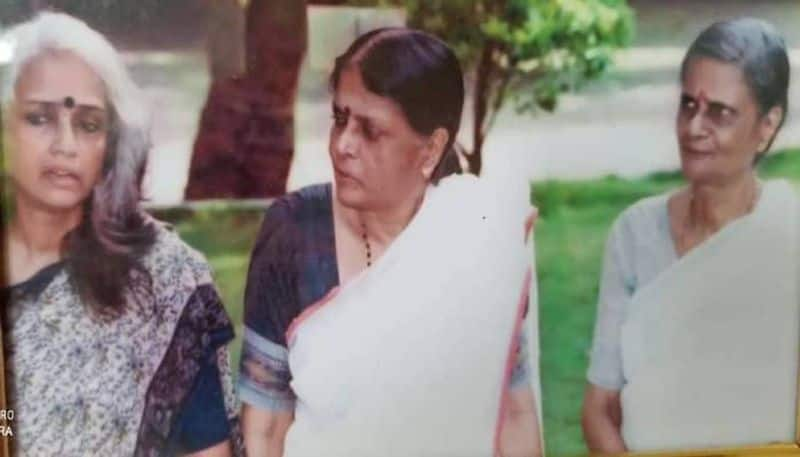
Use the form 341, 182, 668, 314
1, 13, 241, 456
239, 28, 541, 457
582, 18, 796, 453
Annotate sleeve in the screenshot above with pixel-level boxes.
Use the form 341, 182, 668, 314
238, 200, 301, 412
172, 354, 231, 453
586, 216, 635, 391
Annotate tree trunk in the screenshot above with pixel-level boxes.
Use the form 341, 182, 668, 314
467, 43, 497, 176
205, 0, 245, 81
184, 0, 308, 200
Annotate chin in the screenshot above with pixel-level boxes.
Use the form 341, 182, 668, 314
335, 187, 369, 210
333, 177, 369, 208
36, 190, 89, 213
681, 163, 725, 186
680, 154, 717, 183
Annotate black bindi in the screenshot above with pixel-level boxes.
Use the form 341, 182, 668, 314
63, 96, 75, 109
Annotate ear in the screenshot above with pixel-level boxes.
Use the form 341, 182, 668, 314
757, 105, 784, 153
420, 127, 449, 180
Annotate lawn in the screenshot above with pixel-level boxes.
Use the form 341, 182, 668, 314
533, 148, 800, 456
155, 148, 800, 457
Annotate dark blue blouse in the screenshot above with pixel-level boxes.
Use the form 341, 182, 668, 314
2, 262, 229, 454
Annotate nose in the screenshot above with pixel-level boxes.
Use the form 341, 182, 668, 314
685, 98, 710, 140
52, 115, 78, 158
687, 109, 707, 138
334, 122, 359, 158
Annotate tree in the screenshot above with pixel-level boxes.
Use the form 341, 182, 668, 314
184, 0, 308, 199
347, 0, 634, 174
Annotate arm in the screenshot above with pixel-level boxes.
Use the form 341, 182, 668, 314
172, 344, 237, 456
582, 384, 626, 454
242, 404, 294, 457
500, 320, 541, 457
500, 387, 542, 457
239, 199, 304, 457
582, 216, 633, 454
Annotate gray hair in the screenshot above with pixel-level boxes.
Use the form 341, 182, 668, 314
2, 11, 151, 251
681, 17, 790, 156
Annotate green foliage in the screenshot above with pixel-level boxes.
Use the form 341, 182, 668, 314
346, 0, 634, 173
347, 0, 634, 111
481, 0, 634, 113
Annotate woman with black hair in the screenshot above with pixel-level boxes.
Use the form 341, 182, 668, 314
239, 28, 542, 457
583, 18, 796, 452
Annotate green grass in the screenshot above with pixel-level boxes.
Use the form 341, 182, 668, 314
154, 147, 800, 456
534, 148, 800, 457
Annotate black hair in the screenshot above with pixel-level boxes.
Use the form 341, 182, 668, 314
330, 28, 465, 182
681, 18, 790, 159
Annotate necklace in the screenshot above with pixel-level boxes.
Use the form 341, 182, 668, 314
361, 221, 372, 267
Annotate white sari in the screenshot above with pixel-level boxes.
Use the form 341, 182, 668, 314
620, 180, 800, 451
282, 175, 536, 457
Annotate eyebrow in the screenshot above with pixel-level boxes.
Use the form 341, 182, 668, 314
332, 102, 383, 127
22, 99, 107, 112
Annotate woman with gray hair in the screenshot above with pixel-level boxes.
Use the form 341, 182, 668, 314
1, 12, 241, 456
582, 18, 796, 452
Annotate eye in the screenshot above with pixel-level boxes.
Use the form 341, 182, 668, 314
78, 119, 105, 134
706, 104, 736, 126
679, 96, 697, 112
24, 112, 51, 126
332, 108, 348, 128
362, 122, 377, 141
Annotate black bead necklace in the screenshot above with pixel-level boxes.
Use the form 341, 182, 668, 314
361, 221, 372, 267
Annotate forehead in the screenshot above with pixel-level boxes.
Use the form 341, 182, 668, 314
14, 49, 106, 107
682, 56, 752, 106
333, 66, 405, 126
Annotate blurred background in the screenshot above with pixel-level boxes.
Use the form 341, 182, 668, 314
2, 1, 800, 455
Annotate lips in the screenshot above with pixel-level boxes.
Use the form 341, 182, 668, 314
42, 166, 81, 189
682, 146, 714, 158
333, 166, 360, 184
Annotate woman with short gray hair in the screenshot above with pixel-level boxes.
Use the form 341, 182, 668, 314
582, 18, 796, 452
1, 12, 241, 456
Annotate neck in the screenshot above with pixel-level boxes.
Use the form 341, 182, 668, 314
340, 188, 426, 246
687, 172, 759, 232
9, 197, 83, 259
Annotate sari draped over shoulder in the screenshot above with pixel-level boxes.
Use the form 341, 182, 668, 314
281, 175, 534, 457
620, 180, 800, 451
4, 222, 243, 457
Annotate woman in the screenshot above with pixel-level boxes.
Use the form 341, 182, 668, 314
1, 13, 241, 456
239, 28, 542, 457
582, 18, 795, 452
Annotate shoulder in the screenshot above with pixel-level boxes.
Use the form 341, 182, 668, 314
609, 192, 671, 246
269, 183, 332, 223
141, 218, 214, 289
255, 183, 332, 249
